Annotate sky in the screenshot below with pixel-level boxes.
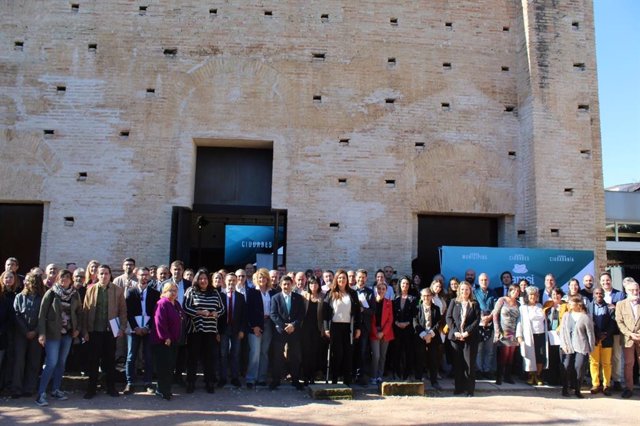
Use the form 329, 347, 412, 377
594, 0, 640, 188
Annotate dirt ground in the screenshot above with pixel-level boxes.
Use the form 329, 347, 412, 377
1, 384, 638, 425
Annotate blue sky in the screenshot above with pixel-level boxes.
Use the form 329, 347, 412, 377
594, 0, 640, 188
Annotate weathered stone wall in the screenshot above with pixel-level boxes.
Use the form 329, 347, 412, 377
0, 0, 605, 273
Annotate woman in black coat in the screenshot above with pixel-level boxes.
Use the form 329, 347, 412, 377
323, 269, 361, 386
446, 280, 481, 396
392, 276, 418, 380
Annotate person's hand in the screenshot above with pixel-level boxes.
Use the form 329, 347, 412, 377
117, 329, 124, 338
324, 330, 331, 339
517, 336, 523, 344
134, 327, 143, 336
38, 335, 46, 347
216, 334, 221, 343
238, 331, 245, 340
72, 329, 80, 338
84, 333, 90, 342
165, 338, 171, 346
424, 335, 432, 344
285, 324, 295, 334
26, 330, 37, 340
377, 331, 384, 340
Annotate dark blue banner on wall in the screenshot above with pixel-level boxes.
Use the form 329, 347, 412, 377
224, 225, 284, 265
440, 246, 595, 289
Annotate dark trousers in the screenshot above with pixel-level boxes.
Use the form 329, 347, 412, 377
451, 339, 478, 395
393, 327, 416, 380
330, 322, 353, 385
496, 345, 518, 380
12, 332, 42, 394
562, 352, 588, 392
353, 327, 372, 379
545, 344, 562, 385
272, 331, 301, 384
153, 343, 178, 396
301, 327, 323, 383
415, 337, 440, 384
174, 345, 187, 380
187, 332, 217, 385
220, 331, 241, 381
87, 331, 117, 392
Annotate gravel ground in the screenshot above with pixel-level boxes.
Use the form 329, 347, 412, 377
1, 380, 638, 425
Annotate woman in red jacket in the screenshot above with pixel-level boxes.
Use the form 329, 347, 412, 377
370, 281, 394, 384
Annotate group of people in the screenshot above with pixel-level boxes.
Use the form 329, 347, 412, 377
1, 256, 639, 406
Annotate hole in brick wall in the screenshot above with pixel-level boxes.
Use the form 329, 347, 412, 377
321, 14, 329, 22
339, 138, 350, 146
64, 217, 75, 226
312, 52, 326, 61
385, 98, 396, 104
43, 129, 55, 136
385, 179, 396, 188
146, 88, 155, 94
550, 228, 560, 236
77, 172, 88, 181
329, 222, 340, 229
443, 62, 452, 70
505, 105, 515, 112
88, 43, 97, 52
56, 85, 66, 93
264, 10, 273, 16
578, 104, 589, 111
388, 57, 396, 66
508, 151, 516, 159
415, 142, 425, 148
71, 3, 79, 12
501, 66, 510, 72
503, 26, 510, 32
572, 21, 579, 30
580, 149, 592, 158
517, 230, 526, 236
445, 22, 452, 29
209, 8, 217, 16
14, 41, 24, 51
313, 95, 322, 103
338, 178, 347, 186
564, 188, 574, 195
573, 62, 585, 71
139, 6, 148, 15
390, 17, 398, 26
441, 102, 450, 110
163, 48, 177, 56
120, 130, 130, 137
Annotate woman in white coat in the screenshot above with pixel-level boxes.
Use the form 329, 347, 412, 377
516, 286, 549, 386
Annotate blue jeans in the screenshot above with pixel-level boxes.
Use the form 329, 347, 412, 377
246, 319, 272, 384
38, 335, 73, 394
476, 329, 496, 373
126, 333, 153, 385
220, 332, 242, 381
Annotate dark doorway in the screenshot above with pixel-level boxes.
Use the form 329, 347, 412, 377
0, 203, 44, 274
414, 215, 498, 283
172, 145, 285, 271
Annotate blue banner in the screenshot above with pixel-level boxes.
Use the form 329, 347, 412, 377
440, 246, 595, 290
224, 225, 284, 265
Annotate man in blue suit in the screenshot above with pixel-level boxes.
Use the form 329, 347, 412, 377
269, 275, 304, 390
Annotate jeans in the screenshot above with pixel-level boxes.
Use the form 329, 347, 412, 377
126, 333, 153, 385
220, 332, 241, 381
246, 319, 272, 384
562, 352, 588, 392
38, 335, 73, 394
476, 328, 496, 373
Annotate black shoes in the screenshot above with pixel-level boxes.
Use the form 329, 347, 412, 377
83, 390, 96, 400
107, 389, 120, 397
217, 379, 227, 388
621, 389, 633, 399
246, 382, 254, 389
231, 378, 241, 388
186, 382, 195, 394
268, 381, 280, 390
122, 384, 134, 395
155, 390, 171, 400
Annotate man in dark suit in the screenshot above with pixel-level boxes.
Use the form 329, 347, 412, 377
269, 275, 304, 390
218, 272, 247, 388
353, 269, 376, 385
123, 267, 160, 394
